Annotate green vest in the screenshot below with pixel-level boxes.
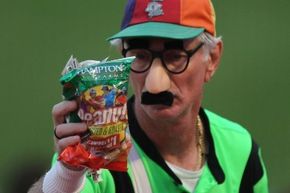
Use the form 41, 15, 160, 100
52, 106, 269, 193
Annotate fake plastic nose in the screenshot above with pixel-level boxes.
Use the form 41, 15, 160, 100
145, 59, 171, 94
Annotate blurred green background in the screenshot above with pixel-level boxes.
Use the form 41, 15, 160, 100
0, 0, 289, 192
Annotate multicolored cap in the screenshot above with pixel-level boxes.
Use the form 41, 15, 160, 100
108, 0, 216, 40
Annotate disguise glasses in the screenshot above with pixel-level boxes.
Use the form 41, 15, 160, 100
122, 39, 204, 74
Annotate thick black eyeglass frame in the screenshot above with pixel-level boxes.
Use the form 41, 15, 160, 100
122, 42, 204, 74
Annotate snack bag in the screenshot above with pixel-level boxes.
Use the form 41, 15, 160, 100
58, 56, 134, 172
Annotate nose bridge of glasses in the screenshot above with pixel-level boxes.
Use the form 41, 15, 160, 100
151, 50, 163, 59
151, 50, 167, 69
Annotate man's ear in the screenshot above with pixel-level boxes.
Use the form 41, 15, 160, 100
204, 41, 223, 82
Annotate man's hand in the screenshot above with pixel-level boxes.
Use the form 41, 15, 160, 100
52, 100, 87, 154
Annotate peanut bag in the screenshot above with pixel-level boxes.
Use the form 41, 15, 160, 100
58, 56, 134, 172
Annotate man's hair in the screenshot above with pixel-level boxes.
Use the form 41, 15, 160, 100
199, 32, 221, 51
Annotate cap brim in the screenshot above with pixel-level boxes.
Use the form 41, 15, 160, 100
107, 22, 204, 41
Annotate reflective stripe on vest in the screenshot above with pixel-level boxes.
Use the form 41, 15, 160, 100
129, 144, 153, 193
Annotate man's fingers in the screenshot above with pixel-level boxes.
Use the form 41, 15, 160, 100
52, 100, 78, 125
54, 123, 87, 139
57, 136, 81, 153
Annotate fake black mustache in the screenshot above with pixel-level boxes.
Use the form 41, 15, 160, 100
141, 91, 174, 106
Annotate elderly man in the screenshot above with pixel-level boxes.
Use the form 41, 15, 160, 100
30, 0, 269, 192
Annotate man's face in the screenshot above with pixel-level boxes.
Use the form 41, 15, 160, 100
126, 37, 220, 121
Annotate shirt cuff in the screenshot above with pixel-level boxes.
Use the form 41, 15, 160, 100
42, 161, 86, 193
